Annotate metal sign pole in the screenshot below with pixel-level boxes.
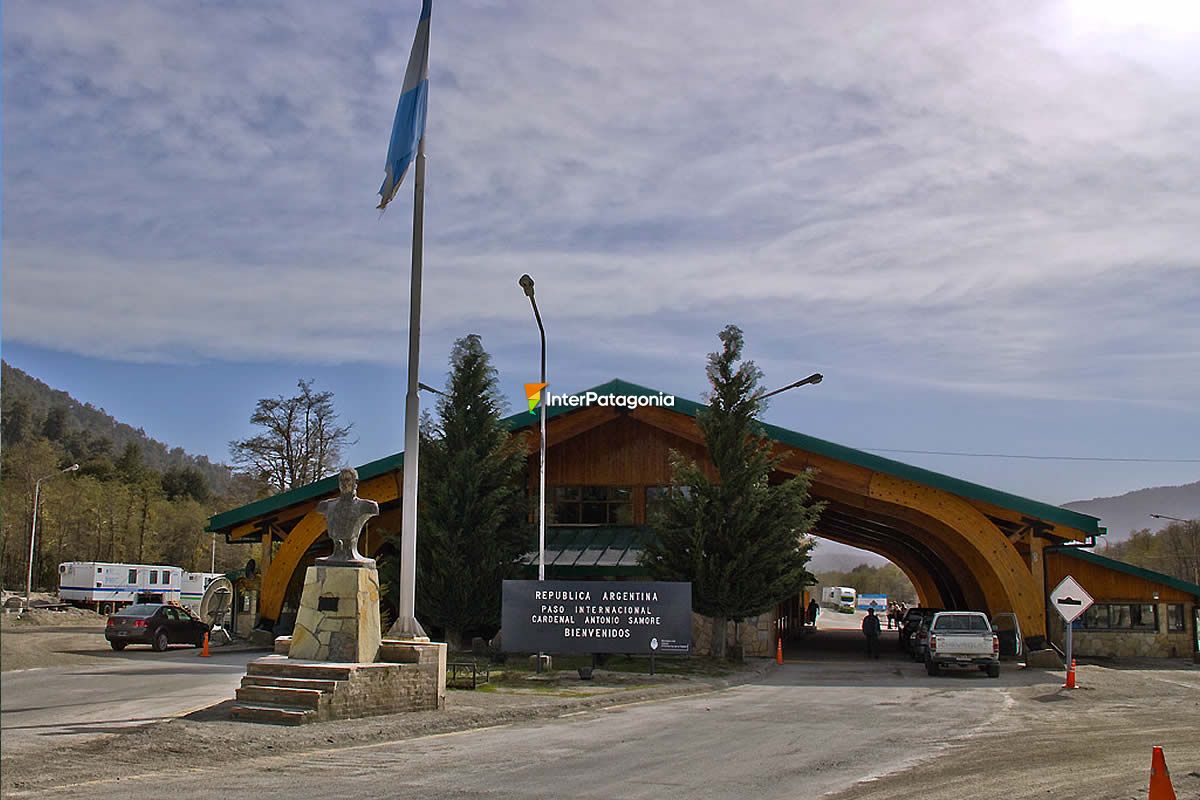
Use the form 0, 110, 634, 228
1065, 620, 1072, 674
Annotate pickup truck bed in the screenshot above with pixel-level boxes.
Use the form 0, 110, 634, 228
926, 611, 1000, 678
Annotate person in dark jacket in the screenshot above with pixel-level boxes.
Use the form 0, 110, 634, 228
862, 608, 882, 658
807, 598, 820, 627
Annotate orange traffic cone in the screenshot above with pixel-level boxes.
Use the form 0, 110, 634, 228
1149, 746, 1177, 800
200, 631, 210, 658
1063, 658, 1076, 689
776, 637, 784, 665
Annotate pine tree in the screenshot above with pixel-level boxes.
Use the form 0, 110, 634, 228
411, 335, 530, 648
641, 325, 823, 659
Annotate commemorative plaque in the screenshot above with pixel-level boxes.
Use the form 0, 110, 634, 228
501, 580, 692, 655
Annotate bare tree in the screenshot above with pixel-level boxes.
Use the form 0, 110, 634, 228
229, 380, 355, 493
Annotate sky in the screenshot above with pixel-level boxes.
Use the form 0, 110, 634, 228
3, 1, 1198, 531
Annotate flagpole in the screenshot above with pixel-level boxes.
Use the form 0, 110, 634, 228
391, 134, 429, 641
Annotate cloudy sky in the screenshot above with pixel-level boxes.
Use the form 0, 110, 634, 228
3, 1, 1198, 522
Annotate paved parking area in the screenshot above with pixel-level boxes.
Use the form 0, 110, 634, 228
1, 631, 258, 756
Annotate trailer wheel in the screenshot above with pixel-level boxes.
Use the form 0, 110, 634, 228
152, 630, 169, 652
110, 641, 127, 651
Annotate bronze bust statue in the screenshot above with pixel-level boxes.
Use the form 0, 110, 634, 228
316, 467, 378, 567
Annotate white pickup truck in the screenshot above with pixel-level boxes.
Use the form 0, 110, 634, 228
925, 611, 1000, 678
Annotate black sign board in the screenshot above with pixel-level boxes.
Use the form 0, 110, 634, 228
501, 580, 692, 655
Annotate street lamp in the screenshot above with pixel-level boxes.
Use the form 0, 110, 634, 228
26, 464, 80, 603
519, 274, 548, 675
518, 274, 547, 584
1150, 514, 1190, 523
757, 373, 824, 401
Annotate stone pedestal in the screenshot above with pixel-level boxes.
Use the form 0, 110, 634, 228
288, 565, 381, 663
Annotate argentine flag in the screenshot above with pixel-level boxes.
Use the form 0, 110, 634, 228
378, 0, 432, 210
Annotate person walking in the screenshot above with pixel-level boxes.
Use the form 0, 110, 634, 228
807, 597, 820, 628
863, 607, 882, 659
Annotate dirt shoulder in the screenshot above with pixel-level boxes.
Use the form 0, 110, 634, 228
1, 661, 766, 795
828, 662, 1200, 800
1, 610, 110, 672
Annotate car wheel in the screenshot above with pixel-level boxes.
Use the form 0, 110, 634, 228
925, 659, 939, 677
152, 630, 170, 652
110, 641, 127, 651
987, 664, 1000, 678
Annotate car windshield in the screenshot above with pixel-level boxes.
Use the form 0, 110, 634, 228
114, 604, 161, 618
933, 614, 990, 632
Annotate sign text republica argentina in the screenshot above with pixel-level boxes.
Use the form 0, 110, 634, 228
531, 588, 664, 634
502, 580, 692, 654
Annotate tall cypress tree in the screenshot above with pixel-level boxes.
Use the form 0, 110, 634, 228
641, 325, 823, 658
412, 334, 530, 648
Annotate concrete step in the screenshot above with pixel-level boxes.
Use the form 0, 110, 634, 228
246, 659, 354, 681
241, 675, 339, 692
229, 702, 316, 726
235, 685, 324, 709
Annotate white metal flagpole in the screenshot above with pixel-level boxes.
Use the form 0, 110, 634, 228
391, 135, 429, 641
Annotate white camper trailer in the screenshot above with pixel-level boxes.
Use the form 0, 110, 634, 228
58, 562, 182, 613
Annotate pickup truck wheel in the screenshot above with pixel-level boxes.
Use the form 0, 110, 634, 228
987, 664, 1000, 678
925, 659, 939, 676
152, 630, 170, 652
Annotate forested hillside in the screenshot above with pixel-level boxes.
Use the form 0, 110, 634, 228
2, 361, 232, 494
1, 363, 267, 592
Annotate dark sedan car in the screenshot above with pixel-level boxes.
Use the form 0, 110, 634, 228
105, 603, 210, 651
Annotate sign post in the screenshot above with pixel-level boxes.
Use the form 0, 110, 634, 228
1049, 575, 1093, 685
502, 580, 692, 659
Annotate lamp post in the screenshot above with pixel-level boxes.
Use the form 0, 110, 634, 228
26, 464, 80, 603
1150, 514, 1190, 523
518, 274, 547, 583
519, 274, 548, 674
757, 373, 823, 401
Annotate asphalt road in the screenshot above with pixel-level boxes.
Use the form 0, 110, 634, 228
6, 627, 1033, 800
1, 641, 258, 756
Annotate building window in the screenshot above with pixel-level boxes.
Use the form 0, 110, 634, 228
1081, 603, 1157, 631
1166, 604, 1186, 632
548, 486, 633, 525
646, 485, 691, 520
150, 570, 158, 585
128, 569, 137, 583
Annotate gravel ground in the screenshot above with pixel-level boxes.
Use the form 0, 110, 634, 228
1, 610, 111, 672
1, 662, 763, 795
828, 662, 1200, 800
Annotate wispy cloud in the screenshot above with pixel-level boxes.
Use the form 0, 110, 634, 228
3, 1, 1198, 410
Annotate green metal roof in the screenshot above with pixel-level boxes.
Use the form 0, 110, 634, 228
519, 526, 653, 578
207, 378, 1102, 536
1054, 547, 1200, 597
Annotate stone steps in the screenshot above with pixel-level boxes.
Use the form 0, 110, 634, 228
229, 701, 317, 726
246, 658, 355, 681
235, 685, 325, 710
241, 675, 340, 692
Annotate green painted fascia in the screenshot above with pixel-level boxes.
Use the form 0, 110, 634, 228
1054, 546, 1200, 597
207, 377, 1100, 537
205, 450, 404, 532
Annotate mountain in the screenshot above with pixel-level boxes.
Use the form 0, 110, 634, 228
1064, 481, 1200, 541
1, 360, 232, 493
